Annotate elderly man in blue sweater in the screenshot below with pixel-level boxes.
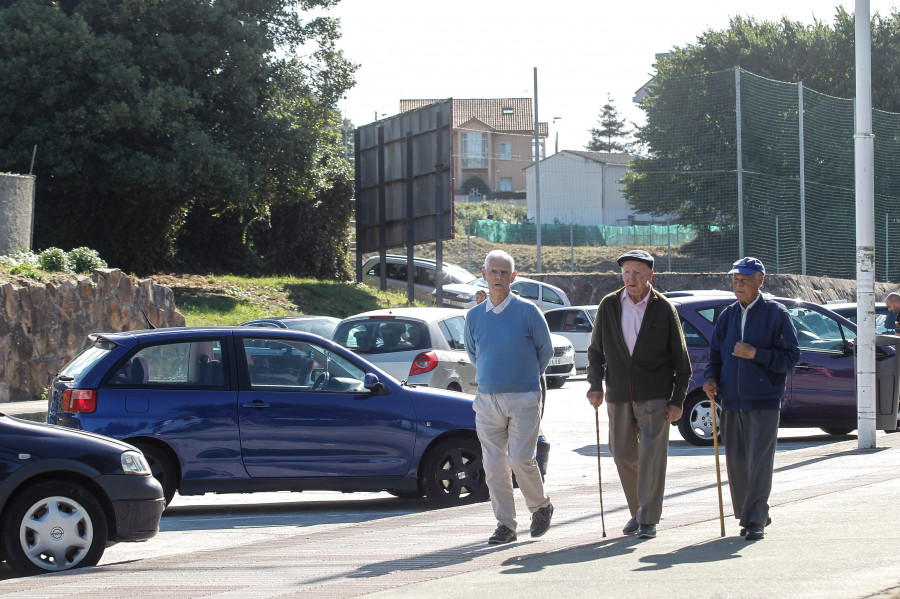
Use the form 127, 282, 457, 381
465, 249, 554, 544
703, 257, 800, 541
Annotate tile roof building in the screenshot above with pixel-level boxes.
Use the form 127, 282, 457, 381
399, 98, 548, 197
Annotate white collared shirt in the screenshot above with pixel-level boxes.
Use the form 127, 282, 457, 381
485, 292, 514, 314
738, 293, 762, 340
620, 286, 651, 355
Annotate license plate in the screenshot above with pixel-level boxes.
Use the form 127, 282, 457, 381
549, 357, 562, 366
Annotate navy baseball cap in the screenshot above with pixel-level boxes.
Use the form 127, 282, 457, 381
728, 257, 766, 275
617, 249, 654, 269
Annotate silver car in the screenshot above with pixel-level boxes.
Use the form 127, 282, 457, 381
361, 255, 477, 303
332, 307, 477, 393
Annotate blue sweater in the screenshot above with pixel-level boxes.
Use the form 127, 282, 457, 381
464, 295, 553, 394
703, 295, 800, 411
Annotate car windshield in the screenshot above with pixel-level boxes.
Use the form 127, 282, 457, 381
59, 337, 117, 380
283, 319, 338, 337
448, 268, 477, 285
333, 319, 430, 354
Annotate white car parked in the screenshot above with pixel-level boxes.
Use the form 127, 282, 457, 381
438, 277, 571, 312
544, 305, 597, 372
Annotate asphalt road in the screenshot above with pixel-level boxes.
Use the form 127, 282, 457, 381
0, 376, 853, 590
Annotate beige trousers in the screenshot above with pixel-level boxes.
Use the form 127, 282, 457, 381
474, 390, 550, 531
607, 399, 670, 525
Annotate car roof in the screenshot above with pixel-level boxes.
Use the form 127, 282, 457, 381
363, 254, 472, 273
88, 326, 342, 344
663, 289, 735, 298
340, 307, 465, 322
823, 302, 888, 311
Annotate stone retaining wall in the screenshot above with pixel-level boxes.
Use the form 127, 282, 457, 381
0, 269, 184, 402
525, 272, 895, 306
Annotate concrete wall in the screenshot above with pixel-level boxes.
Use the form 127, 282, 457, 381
525, 272, 895, 306
0, 174, 35, 255
0, 269, 185, 402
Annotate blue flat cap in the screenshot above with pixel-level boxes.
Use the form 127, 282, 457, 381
617, 249, 654, 269
728, 257, 765, 275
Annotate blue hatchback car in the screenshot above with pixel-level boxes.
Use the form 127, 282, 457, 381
48, 327, 548, 508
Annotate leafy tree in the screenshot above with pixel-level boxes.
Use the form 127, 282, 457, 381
0, 0, 356, 275
623, 9, 900, 228
586, 94, 632, 152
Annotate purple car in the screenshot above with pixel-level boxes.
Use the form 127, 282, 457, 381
668, 292, 900, 446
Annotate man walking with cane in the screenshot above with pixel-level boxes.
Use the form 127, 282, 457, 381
586, 249, 691, 539
702, 257, 800, 541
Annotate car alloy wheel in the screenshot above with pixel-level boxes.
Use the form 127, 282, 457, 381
421, 437, 489, 508
678, 392, 720, 447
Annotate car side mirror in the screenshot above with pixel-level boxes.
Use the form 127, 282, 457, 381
364, 373, 388, 394
843, 340, 855, 356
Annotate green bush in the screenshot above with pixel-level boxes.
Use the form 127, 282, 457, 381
39, 247, 71, 272
68, 247, 107, 273
0, 250, 39, 272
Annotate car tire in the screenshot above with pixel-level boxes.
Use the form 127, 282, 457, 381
678, 392, 719, 447
547, 376, 566, 389
820, 426, 854, 436
1, 480, 108, 576
421, 437, 489, 508
134, 443, 178, 506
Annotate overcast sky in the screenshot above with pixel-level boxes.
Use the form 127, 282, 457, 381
320, 0, 898, 152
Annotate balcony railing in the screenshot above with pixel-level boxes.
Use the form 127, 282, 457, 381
461, 155, 488, 169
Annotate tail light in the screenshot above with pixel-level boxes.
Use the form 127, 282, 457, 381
63, 389, 97, 413
409, 351, 438, 376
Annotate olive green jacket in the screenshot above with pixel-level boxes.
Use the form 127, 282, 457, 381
586, 286, 692, 408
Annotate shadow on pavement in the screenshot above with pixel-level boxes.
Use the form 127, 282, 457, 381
160, 494, 432, 532
499, 536, 645, 574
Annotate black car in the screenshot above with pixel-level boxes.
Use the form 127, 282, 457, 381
0, 414, 164, 576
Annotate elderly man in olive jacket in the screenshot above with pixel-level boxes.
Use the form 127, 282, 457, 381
586, 249, 691, 539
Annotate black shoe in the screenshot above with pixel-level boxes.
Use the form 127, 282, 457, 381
745, 524, 765, 541
488, 524, 517, 544
638, 524, 657, 539
740, 517, 772, 536
622, 517, 639, 535
530, 503, 554, 538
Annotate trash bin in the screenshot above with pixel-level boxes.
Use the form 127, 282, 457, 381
874, 334, 900, 431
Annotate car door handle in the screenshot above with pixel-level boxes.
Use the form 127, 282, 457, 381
241, 400, 270, 409
794, 363, 812, 370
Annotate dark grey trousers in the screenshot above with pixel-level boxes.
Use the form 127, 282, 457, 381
721, 408, 780, 528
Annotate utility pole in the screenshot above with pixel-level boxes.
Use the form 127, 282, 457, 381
855, 0, 877, 449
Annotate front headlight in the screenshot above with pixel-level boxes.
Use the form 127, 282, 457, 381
121, 450, 152, 475
563, 344, 575, 357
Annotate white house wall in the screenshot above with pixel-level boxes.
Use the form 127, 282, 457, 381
525, 153, 633, 226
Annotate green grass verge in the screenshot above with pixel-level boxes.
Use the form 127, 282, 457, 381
174, 275, 423, 327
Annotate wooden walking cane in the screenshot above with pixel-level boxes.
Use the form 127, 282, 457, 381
709, 394, 726, 537
594, 406, 607, 537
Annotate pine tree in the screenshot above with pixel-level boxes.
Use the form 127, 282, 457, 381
586, 95, 632, 152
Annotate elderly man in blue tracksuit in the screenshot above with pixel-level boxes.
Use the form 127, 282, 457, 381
465, 249, 554, 545
702, 257, 800, 541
